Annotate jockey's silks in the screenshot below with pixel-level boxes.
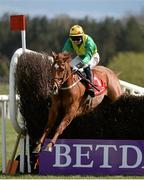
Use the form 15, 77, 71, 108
62, 34, 98, 64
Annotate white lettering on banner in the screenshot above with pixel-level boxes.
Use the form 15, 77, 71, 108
73, 144, 93, 167
52, 143, 144, 169
119, 145, 142, 168
95, 145, 117, 168
53, 144, 71, 167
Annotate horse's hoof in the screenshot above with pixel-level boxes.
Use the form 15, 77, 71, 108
33, 144, 41, 153
44, 143, 53, 152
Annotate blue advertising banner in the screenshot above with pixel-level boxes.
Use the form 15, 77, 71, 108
39, 139, 144, 175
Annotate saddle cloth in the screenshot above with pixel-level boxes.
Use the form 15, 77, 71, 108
86, 75, 107, 96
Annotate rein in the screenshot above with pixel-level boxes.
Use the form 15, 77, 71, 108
75, 70, 101, 92
60, 69, 80, 90
51, 61, 80, 91
60, 69, 101, 91
60, 78, 80, 90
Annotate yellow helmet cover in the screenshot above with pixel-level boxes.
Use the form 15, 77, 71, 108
69, 25, 84, 36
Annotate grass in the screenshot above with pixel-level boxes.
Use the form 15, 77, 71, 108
0, 119, 17, 176
0, 83, 8, 94
108, 52, 144, 87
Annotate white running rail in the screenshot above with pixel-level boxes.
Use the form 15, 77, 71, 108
120, 80, 144, 96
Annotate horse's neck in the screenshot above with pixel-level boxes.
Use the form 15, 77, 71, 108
63, 72, 77, 86
60, 70, 82, 92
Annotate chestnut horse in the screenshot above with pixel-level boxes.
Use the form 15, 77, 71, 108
34, 52, 122, 153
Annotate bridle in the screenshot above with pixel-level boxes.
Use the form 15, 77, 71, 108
50, 59, 75, 91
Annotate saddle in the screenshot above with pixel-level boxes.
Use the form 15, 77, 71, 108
86, 75, 107, 96
76, 70, 107, 96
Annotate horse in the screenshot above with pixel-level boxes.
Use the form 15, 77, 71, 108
34, 52, 122, 153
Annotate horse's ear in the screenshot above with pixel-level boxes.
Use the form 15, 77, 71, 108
52, 51, 57, 59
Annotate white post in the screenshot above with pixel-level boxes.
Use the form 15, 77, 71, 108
1, 101, 6, 173
21, 30, 26, 52
26, 134, 31, 173
20, 137, 25, 173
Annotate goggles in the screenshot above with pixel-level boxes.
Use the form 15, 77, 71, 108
70, 36, 82, 42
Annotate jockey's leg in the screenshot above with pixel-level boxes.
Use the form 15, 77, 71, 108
84, 66, 95, 97
89, 52, 100, 69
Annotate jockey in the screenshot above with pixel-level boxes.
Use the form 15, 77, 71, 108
62, 24, 100, 97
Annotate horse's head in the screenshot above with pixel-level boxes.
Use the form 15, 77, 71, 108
50, 52, 72, 95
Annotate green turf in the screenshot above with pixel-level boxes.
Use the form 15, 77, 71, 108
0, 83, 8, 94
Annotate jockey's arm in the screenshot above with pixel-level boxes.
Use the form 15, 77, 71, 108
80, 37, 97, 65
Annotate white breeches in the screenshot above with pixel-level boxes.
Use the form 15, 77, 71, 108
71, 52, 100, 69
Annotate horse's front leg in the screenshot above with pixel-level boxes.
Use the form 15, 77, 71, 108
33, 101, 58, 153
45, 105, 78, 152
33, 127, 49, 153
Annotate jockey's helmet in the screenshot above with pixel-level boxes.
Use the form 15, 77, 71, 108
69, 25, 84, 37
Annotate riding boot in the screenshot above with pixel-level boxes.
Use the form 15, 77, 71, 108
84, 66, 95, 97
